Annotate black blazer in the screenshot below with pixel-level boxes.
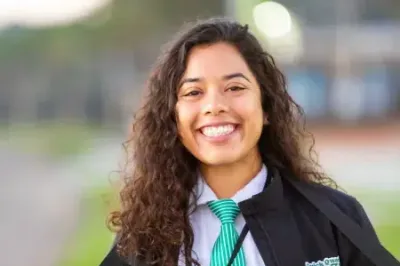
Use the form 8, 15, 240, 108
100, 169, 399, 266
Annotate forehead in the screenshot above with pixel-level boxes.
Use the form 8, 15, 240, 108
183, 42, 252, 78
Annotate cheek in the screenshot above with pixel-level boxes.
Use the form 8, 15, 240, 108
176, 103, 196, 139
248, 106, 264, 132
176, 111, 186, 139
235, 97, 264, 125
249, 92, 264, 125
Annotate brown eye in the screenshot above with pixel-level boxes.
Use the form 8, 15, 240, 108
184, 90, 202, 97
228, 86, 245, 92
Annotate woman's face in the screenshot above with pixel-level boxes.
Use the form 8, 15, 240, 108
176, 42, 264, 166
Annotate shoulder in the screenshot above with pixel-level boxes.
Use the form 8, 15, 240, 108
294, 180, 374, 229
308, 183, 358, 210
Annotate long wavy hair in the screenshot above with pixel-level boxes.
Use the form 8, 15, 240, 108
108, 18, 334, 265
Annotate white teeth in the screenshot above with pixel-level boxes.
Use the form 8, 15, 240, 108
201, 125, 235, 137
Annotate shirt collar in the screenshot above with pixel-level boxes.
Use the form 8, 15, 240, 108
195, 164, 268, 206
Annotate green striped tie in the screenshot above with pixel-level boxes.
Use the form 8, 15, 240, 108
208, 199, 246, 266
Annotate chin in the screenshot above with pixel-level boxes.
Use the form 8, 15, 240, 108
200, 153, 240, 166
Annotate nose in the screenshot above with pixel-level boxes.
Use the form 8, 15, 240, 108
201, 88, 228, 116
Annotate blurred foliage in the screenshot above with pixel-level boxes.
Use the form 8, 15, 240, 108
3, 123, 101, 158
0, 0, 226, 126
0, 0, 224, 70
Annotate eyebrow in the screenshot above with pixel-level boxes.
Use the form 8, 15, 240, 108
222, 72, 250, 82
179, 72, 251, 88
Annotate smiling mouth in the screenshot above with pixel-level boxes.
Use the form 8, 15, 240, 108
200, 124, 237, 137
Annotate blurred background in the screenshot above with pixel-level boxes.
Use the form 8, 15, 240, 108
0, 0, 399, 265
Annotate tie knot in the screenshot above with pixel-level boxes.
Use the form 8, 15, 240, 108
207, 199, 240, 224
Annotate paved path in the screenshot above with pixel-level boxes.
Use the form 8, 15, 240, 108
0, 148, 82, 266
319, 145, 400, 190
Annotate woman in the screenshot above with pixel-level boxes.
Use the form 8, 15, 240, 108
100, 18, 398, 266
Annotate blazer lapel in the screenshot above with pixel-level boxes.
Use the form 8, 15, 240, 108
240, 169, 306, 266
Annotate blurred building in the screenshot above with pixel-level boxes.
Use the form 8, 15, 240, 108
0, 0, 399, 128
263, 0, 400, 122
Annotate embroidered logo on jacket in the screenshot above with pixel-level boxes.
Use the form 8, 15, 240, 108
305, 256, 340, 266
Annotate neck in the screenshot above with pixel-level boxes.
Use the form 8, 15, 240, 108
200, 150, 263, 199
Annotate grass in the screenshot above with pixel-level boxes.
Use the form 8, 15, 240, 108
59, 187, 400, 266
58, 186, 118, 266
2, 122, 102, 158
351, 188, 400, 259
377, 224, 400, 259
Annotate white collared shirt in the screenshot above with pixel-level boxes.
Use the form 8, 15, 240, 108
181, 165, 267, 266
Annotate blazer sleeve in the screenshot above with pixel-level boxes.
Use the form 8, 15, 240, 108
352, 198, 380, 241
337, 196, 382, 266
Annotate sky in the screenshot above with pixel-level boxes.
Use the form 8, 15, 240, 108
0, 0, 111, 29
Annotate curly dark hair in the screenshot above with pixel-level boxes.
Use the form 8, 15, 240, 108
108, 17, 334, 266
